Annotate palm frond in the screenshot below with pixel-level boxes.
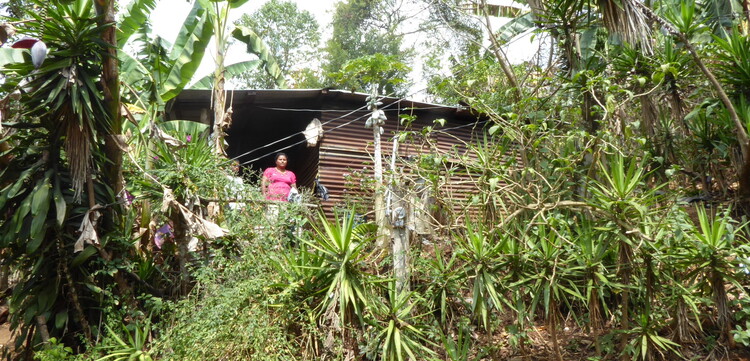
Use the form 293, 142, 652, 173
598, 0, 653, 54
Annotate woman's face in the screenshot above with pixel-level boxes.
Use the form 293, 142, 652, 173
276, 155, 288, 169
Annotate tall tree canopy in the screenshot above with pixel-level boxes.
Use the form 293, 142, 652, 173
234, 0, 320, 88
322, 0, 413, 95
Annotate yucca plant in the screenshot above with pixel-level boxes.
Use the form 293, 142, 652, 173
625, 312, 681, 361
305, 211, 373, 327
441, 323, 485, 361
680, 206, 744, 346
713, 28, 750, 99
0, 0, 123, 349
268, 242, 325, 358
571, 217, 617, 356
523, 221, 585, 361
95, 318, 154, 361
455, 221, 505, 330
366, 282, 436, 361
588, 154, 663, 356
420, 247, 463, 330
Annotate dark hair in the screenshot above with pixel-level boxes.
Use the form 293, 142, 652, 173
275, 152, 288, 161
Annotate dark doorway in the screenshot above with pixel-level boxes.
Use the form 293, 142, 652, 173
225, 104, 320, 192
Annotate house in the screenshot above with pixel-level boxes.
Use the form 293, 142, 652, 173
168, 89, 488, 218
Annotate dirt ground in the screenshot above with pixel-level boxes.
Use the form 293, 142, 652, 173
0, 322, 12, 353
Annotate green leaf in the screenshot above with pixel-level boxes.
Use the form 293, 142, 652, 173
72, 246, 98, 267
37, 283, 57, 313
232, 25, 287, 89
31, 175, 51, 216
161, 2, 214, 101
495, 12, 535, 44
190, 60, 262, 89
13, 195, 32, 235
55, 311, 68, 329
117, 0, 158, 48
227, 0, 250, 9
0, 48, 27, 68
53, 182, 66, 227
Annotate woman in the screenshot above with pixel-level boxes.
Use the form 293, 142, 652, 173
262, 152, 297, 201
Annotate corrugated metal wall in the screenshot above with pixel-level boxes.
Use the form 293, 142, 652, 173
317, 104, 486, 219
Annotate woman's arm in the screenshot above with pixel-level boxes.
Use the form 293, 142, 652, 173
261, 176, 269, 197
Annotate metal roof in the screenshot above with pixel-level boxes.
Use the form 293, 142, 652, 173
171, 88, 477, 120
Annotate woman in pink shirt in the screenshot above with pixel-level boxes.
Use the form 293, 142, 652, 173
262, 152, 297, 201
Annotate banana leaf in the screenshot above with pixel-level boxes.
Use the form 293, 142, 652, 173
233, 25, 287, 89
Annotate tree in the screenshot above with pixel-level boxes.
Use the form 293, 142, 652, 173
0, 0, 127, 348
322, 0, 413, 95
234, 0, 320, 89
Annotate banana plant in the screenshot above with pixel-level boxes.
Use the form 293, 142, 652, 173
117, 0, 286, 109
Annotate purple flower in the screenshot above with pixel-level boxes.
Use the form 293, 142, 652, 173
154, 223, 173, 249
186, 135, 192, 142
152, 156, 159, 161
124, 190, 135, 205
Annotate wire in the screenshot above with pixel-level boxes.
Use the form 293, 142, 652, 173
234, 87, 481, 167
237, 109, 374, 165
229, 102, 370, 162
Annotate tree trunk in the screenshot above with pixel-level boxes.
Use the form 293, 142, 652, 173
95, 0, 123, 198
549, 298, 563, 361
170, 211, 191, 295
391, 184, 410, 294
373, 116, 389, 250
481, 0, 521, 101
211, 4, 230, 155
618, 241, 633, 361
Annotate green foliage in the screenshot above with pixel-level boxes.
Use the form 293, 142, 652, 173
322, 0, 412, 95
714, 29, 750, 100
33, 338, 83, 361
333, 53, 411, 95
233, 0, 320, 89
306, 211, 374, 325
625, 313, 682, 361
364, 284, 436, 361
231, 25, 288, 89
152, 256, 298, 360
0, 0, 121, 351
95, 318, 154, 361
455, 222, 504, 329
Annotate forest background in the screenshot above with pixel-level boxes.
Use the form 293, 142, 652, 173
0, 0, 749, 360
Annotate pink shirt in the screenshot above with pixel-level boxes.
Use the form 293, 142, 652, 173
263, 167, 296, 201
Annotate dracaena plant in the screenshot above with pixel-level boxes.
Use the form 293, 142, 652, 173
364, 282, 436, 361
305, 210, 374, 328
0, 0, 119, 350
679, 205, 746, 347
455, 221, 505, 330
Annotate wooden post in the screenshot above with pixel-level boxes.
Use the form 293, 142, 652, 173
367, 91, 389, 250
389, 138, 409, 292
391, 185, 409, 293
